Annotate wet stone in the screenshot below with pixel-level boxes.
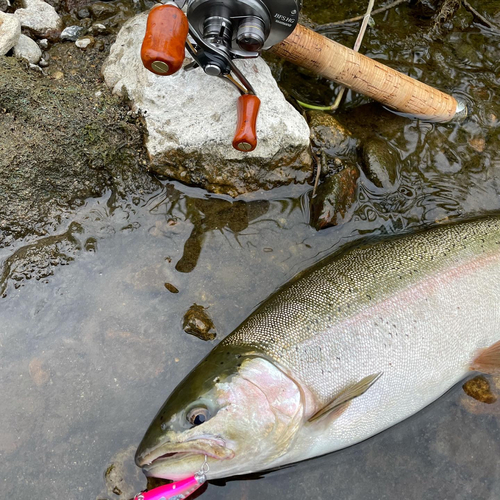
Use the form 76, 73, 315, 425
361, 138, 399, 191
463, 375, 497, 404
164, 282, 179, 294
308, 110, 358, 168
310, 164, 360, 230
89, 2, 118, 20
182, 304, 216, 341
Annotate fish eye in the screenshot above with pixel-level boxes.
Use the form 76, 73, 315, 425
186, 406, 210, 426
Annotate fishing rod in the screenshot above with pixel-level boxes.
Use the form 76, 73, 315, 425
140, 0, 466, 152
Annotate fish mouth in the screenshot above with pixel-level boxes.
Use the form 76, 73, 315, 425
137, 436, 234, 473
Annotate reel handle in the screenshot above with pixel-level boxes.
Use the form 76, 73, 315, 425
141, 4, 189, 76
233, 94, 260, 152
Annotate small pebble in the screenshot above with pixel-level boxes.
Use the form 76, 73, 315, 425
76, 8, 90, 19
91, 22, 107, 34
60, 25, 85, 41
37, 38, 49, 49
463, 375, 497, 404
28, 63, 43, 72
468, 136, 486, 153
164, 283, 179, 293
75, 37, 93, 49
182, 304, 216, 341
89, 2, 117, 20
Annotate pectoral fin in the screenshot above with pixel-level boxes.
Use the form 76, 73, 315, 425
471, 340, 500, 374
308, 372, 383, 423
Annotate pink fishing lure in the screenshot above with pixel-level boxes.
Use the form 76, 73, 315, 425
134, 473, 206, 500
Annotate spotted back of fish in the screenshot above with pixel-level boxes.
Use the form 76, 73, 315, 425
221, 217, 500, 406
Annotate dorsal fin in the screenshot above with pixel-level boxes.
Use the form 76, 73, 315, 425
308, 372, 383, 423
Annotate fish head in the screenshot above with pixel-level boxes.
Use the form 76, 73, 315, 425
135, 345, 304, 480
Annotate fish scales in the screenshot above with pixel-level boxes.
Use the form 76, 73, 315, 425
221, 218, 500, 424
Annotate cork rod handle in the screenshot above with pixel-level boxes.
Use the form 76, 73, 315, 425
272, 24, 460, 122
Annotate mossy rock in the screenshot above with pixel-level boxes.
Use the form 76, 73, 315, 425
0, 56, 157, 245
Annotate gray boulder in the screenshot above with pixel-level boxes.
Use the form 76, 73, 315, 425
0, 11, 21, 55
13, 33, 42, 63
14, 0, 62, 37
102, 11, 312, 197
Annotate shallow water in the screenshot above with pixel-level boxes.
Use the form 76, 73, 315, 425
2, 0, 500, 498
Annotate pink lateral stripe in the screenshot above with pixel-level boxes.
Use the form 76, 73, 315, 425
135, 475, 205, 500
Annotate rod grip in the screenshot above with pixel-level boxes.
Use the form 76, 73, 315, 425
271, 24, 459, 122
141, 4, 189, 76
233, 94, 261, 152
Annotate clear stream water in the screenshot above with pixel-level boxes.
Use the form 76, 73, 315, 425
1, 0, 500, 498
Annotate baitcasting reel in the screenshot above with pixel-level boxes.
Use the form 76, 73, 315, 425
141, 0, 302, 151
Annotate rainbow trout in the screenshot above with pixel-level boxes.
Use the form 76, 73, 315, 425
135, 217, 500, 481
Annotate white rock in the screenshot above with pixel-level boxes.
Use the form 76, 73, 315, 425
75, 37, 92, 49
37, 38, 49, 49
14, 0, 62, 37
102, 12, 311, 197
13, 33, 42, 63
0, 11, 21, 56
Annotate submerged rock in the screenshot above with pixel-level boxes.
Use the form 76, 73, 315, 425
310, 164, 360, 230
463, 376, 497, 404
102, 12, 312, 197
89, 1, 117, 20
308, 110, 358, 165
361, 137, 399, 191
102, 446, 144, 500
182, 304, 216, 341
13, 33, 42, 63
14, 0, 62, 37
0, 11, 21, 56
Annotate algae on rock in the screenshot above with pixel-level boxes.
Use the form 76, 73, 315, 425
0, 56, 157, 245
